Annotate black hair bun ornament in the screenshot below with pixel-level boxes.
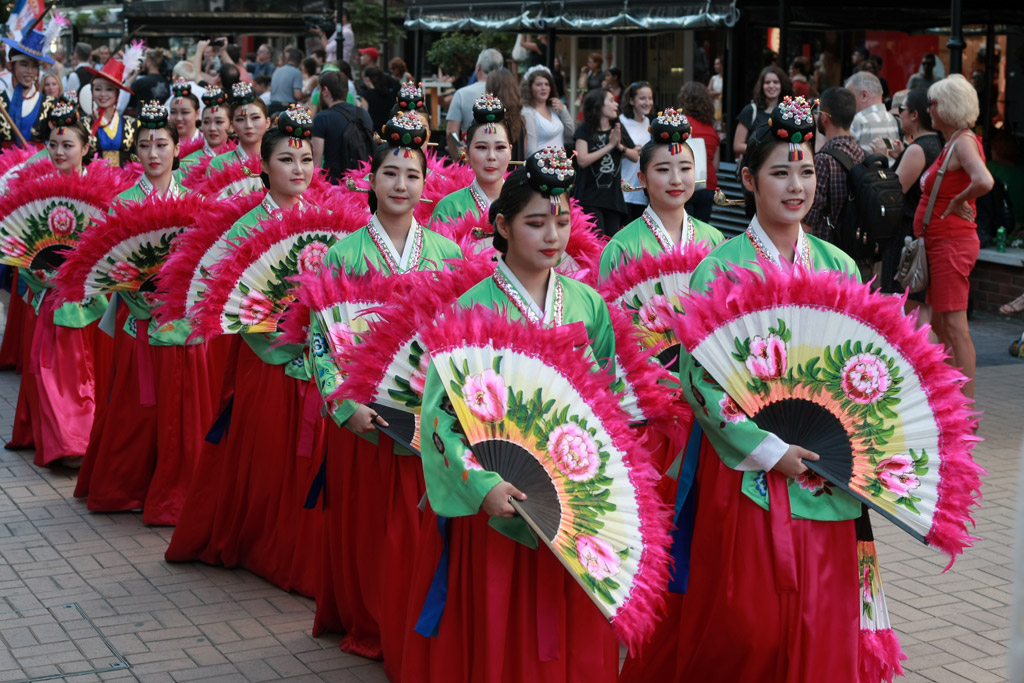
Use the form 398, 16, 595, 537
768, 95, 817, 144
277, 104, 314, 147
59, 90, 79, 106
525, 146, 574, 213
383, 110, 427, 153
138, 100, 170, 130
202, 86, 229, 111
229, 81, 256, 107
171, 78, 193, 101
396, 81, 425, 112
47, 101, 80, 130
649, 108, 692, 154
472, 93, 506, 124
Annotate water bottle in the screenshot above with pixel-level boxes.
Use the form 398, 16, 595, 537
995, 226, 1007, 253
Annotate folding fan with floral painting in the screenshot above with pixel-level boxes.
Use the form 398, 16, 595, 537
152, 191, 263, 325
190, 204, 357, 339
598, 241, 711, 369
0, 144, 47, 194
331, 258, 496, 453
669, 262, 984, 563
0, 162, 132, 278
53, 194, 205, 305
421, 304, 671, 651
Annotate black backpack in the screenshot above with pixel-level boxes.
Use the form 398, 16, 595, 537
823, 149, 904, 260
334, 104, 373, 171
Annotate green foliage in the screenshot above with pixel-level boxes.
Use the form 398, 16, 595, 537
424, 31, 515, 79
345, 0, 406, 50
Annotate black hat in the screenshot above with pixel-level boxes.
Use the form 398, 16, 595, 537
524, 146, 574, 213
276, 104, 314, 146
649, 108, 692, 155
229, 81, 256, 107
382, 111, 427, 151
202, 86, 229, 111
138, 100, 170, 130
396, 81, 425, 112
472, 93, 506, 124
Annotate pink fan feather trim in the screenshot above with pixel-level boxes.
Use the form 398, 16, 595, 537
597, 240, 712, 306
668, 261, 984, 565
191, 206, 352, 340
331, 259, 495, 405
152, 192, 263, 323
0, 161, 131, 220
53, 194, 204, 303
859, 628, 907, 683
0, 144, 47, 189
178, 136, 206, 161
563, 200, 606, 286
420, 305, 672, 653
201, 155, 262, 198
606, 302, 693, 441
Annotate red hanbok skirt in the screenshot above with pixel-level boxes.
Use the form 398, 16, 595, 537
400, 507, 620, 683
620, 448, 859, 683
165, 343, 325, 597
7, 302, 38, 449
0, 271, 27, 370
313, 426, 425, 676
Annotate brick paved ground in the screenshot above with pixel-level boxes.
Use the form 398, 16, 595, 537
0, 301, 1021, 682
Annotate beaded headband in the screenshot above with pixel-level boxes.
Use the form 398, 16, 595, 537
276, 104, 314, 148
382, 110, 427, 157
396, 81, 425, 112
524, 146, 574, 215
202, 86, 229, 112
767, 96, 818, 161
649, 108, 692, 156
138, 100, 171, 130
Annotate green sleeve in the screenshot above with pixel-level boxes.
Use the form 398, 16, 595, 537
693, 217, 727, 247
597, 239, 629, 281
309, 310, 359, 427
677, 257, 787, 471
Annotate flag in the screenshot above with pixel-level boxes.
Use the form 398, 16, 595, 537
7, 0, 46, 41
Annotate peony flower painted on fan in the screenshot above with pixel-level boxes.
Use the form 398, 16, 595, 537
0, 235, 28, 258
576, 534, 621, 580
297, 240, 330, 275
745, 333, 787, 380
637, 294, 674, 333
795, 470, 829, 495
861, 564, 874, 605
548, 422, 600, 482
408, 352, 431, 398
110, 260, 141, 283
874, 454, 921, 497
719, 395, 747, 423
47, 205, 77, 237
840, 352, 892, 404
463, 369, 507, 423
461, 448, 483, 471
326, 321, 354, 350
238, 290, 275, 326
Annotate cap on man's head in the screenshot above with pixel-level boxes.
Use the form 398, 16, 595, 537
358, 47, 379, 62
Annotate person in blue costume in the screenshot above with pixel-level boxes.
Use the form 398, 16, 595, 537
0, 28, 58, 146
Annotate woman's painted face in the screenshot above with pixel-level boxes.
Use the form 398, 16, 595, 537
468, 127, 511, 186
201, 107, 231, 147
632, 87, 654, 117
136, 128, 179, 180
639, 144, 696, 211
169, 100, 200, 138
531, 77, 551, 104
497, 193, 571, 272
742, 142, 816, 227
262, 138, 314, 196
42, 74, 61, 98
763, 73, 782, 101
92, 78, 118, 109
13, 59, 39, 89
232, 106, 269, 146
47, 129, 88, 174
370, 152, 425, 216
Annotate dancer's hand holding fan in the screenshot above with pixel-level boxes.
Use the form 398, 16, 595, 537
669, 262, 983, 564
420, 304, 671, 651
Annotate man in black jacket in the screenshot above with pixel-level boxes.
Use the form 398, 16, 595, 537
312, 70, 373, 183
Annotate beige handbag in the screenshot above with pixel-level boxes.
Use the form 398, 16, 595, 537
895, 131, 962, 294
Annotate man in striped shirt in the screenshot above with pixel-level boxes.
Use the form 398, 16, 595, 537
846, 72, 899, 164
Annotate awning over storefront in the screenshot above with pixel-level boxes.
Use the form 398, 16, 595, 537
404, 0, 739, 32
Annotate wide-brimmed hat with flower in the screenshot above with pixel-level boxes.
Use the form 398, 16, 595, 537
84, 40, 146, 94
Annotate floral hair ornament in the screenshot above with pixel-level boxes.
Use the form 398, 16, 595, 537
171, 78, 192, 105
524, 146, 575, 215
229, 81, 257, 113
47, 101, 79, 136
472, 93, 506, 135
202, 86, 229, 113
277, 104, 314, 149
138, 100, 171, 130
396, 81, 426, 113
649, 108, 692, 156
383, 110, 427, 158
768, 95, 818, 162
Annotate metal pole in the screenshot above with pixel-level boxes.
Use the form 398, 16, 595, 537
569, 35, 578, 119
777, 0, 787, 66
382, 0, 389, 63
414, 28, 422, 81
546, 27, 556, 70
725, 25, 738, 159
983, 19, 995, 139
947, 0, 965, 75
